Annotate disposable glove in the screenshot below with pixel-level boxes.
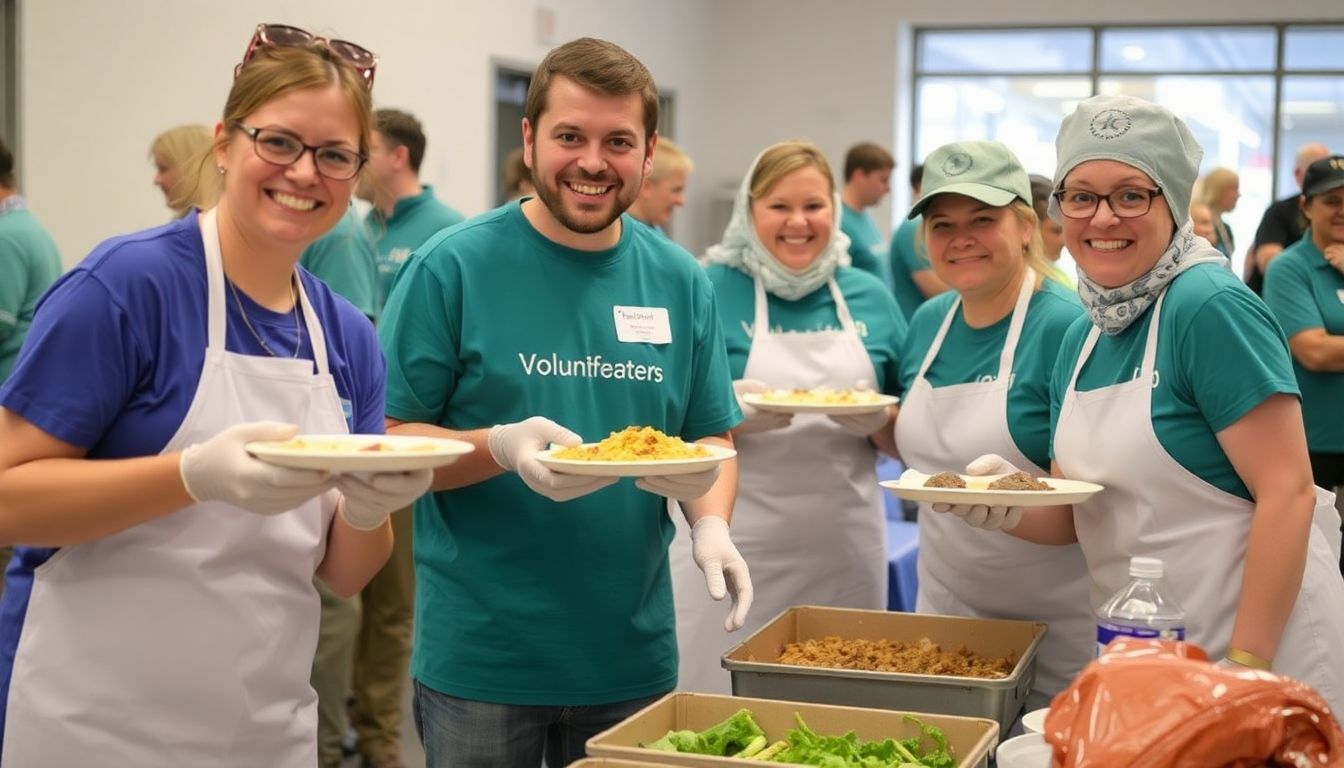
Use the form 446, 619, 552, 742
690, 516, 753, 631
732, 379, 792, 435
488, 416, 618, 502
827, 381, 891, 436
636, 463, 721, 502
929, 453, 1026, 532
180, 421, 336, 515
336, 469, 434, 531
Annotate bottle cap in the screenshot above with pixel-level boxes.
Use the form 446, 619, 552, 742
1130, 556, 1163, 578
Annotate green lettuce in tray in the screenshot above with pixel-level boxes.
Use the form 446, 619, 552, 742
643, 708, 955, 767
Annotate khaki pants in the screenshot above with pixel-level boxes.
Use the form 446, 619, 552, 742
351, 507, 416, 762
313, 579, 361, 768
0, 546, 11, 600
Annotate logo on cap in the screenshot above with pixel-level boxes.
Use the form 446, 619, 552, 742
1089, 109, 1133, 140
942, 152, 973, 176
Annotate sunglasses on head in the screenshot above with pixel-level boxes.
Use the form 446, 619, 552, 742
234, 23, 378, 89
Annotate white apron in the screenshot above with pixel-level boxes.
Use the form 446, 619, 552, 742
670, 277, 885, 694
895, 272, 1093, 708
1054, 287, 1344, 713
2, 209, 348, 767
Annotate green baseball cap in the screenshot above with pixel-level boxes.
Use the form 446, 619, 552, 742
907, 140, 1032, 219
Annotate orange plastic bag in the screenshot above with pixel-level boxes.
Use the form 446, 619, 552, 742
1043, 639, 1344, 767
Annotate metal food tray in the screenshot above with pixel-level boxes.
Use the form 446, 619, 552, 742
721, 605, 1046, 738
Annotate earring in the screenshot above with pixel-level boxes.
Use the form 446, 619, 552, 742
217, 166, 226, 175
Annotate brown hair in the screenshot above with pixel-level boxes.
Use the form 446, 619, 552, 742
844, 142, 894, 180
503, 146, 531, 196
750, 141, 836, 202
524, 37, 659, 142
375, 108, 427, 172
218, 44, 374, 160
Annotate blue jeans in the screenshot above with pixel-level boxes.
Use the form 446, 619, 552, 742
412, 679, 665, 767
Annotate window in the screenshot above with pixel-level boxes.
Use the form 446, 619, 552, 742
911, 24, 1344, 279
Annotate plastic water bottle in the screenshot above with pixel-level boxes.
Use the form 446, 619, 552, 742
1095, 556, 1186, 657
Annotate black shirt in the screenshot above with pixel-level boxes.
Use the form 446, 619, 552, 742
1247, 195, 1306, 295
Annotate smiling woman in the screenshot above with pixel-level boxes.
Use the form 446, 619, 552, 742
675, 140, 908, 694
0, 25, 435, 767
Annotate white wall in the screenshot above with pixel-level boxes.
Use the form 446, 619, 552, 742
19, 0, 1344, 264
19, 0, 713, 266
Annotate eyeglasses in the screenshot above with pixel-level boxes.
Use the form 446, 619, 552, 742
1053, 187, 1165, 219
234, 23, 378, 89
234, 123, 366, 180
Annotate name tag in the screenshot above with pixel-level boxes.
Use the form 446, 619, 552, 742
614, 305, 672, 344
1337, 289, 1344, 304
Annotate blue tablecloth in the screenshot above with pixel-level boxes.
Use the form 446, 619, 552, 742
876, 456, 920, 611
887, 519, 919, 612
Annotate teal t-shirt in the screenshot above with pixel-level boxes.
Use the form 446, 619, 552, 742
366, 184, 464, 310
1262, 232, 1344, 453
704, 263, 907, 395
900, 279, 1082, 470
0, 205, 62, 382
1050, 263, 1299, 499
300, 206, 378, 318
378, 201, 741, 705
840, 204, 889, 285
889, 216, 931, 321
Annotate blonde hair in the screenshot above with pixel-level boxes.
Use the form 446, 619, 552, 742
750, 140, 835, 201
151, 124, 219, 217
917, 198, 1068, 286
217, 44, 374, 166
650, 138, 692, 182
1199, 167, 1239, 210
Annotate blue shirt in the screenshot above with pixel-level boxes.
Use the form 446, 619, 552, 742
0, 211, 386, 736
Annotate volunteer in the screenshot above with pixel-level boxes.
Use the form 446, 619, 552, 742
1199, 167, 1240, 260
150, 123, 219, 218
671, 140, 906, 694
893, 140, 1092, 708
938, 95, 1344, 712
0, 26, 432, 765
627, 137, 692, 237
1263, 154, 1344, 567
377, 38, 748, 767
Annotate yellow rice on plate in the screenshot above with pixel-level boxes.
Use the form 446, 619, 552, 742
759, 387, 881, 405
553, 426, 708, 461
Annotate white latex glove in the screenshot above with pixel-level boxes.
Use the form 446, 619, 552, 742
930, 453, 1025, 532
690, 516, 753, 632
336, 469, 434, 531
827, 380, 891, 436
732, 379, 792, 435
180, 421, 336, 516
488, 416, 618, 502
635, 463, 721, 502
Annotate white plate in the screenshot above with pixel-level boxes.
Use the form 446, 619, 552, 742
535, 443, 737, 477
880, 469, 1103, 507
246, 434, 474, 473
742, 392, 898, 415
996, 732, 1052, 768
1021, 707, 1049, 735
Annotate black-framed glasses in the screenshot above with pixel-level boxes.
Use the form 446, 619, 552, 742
1053, 187, 1165, 219
234, 23, 378, 89
234, 123, 366, 180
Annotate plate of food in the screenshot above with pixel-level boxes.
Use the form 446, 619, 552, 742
246, 434, 474, 472
880, 469, 1103, 507
535, 425, 736, 477
741, 387, 898, 415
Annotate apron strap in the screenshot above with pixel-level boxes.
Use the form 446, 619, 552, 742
751, 276, 771, 339
752, 276, 858, 337
916, 297, 960, 379
996, 267, 1036, 381
825, 278, 859, 334
200, 209, 227, 351
294, 275, 330, 375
